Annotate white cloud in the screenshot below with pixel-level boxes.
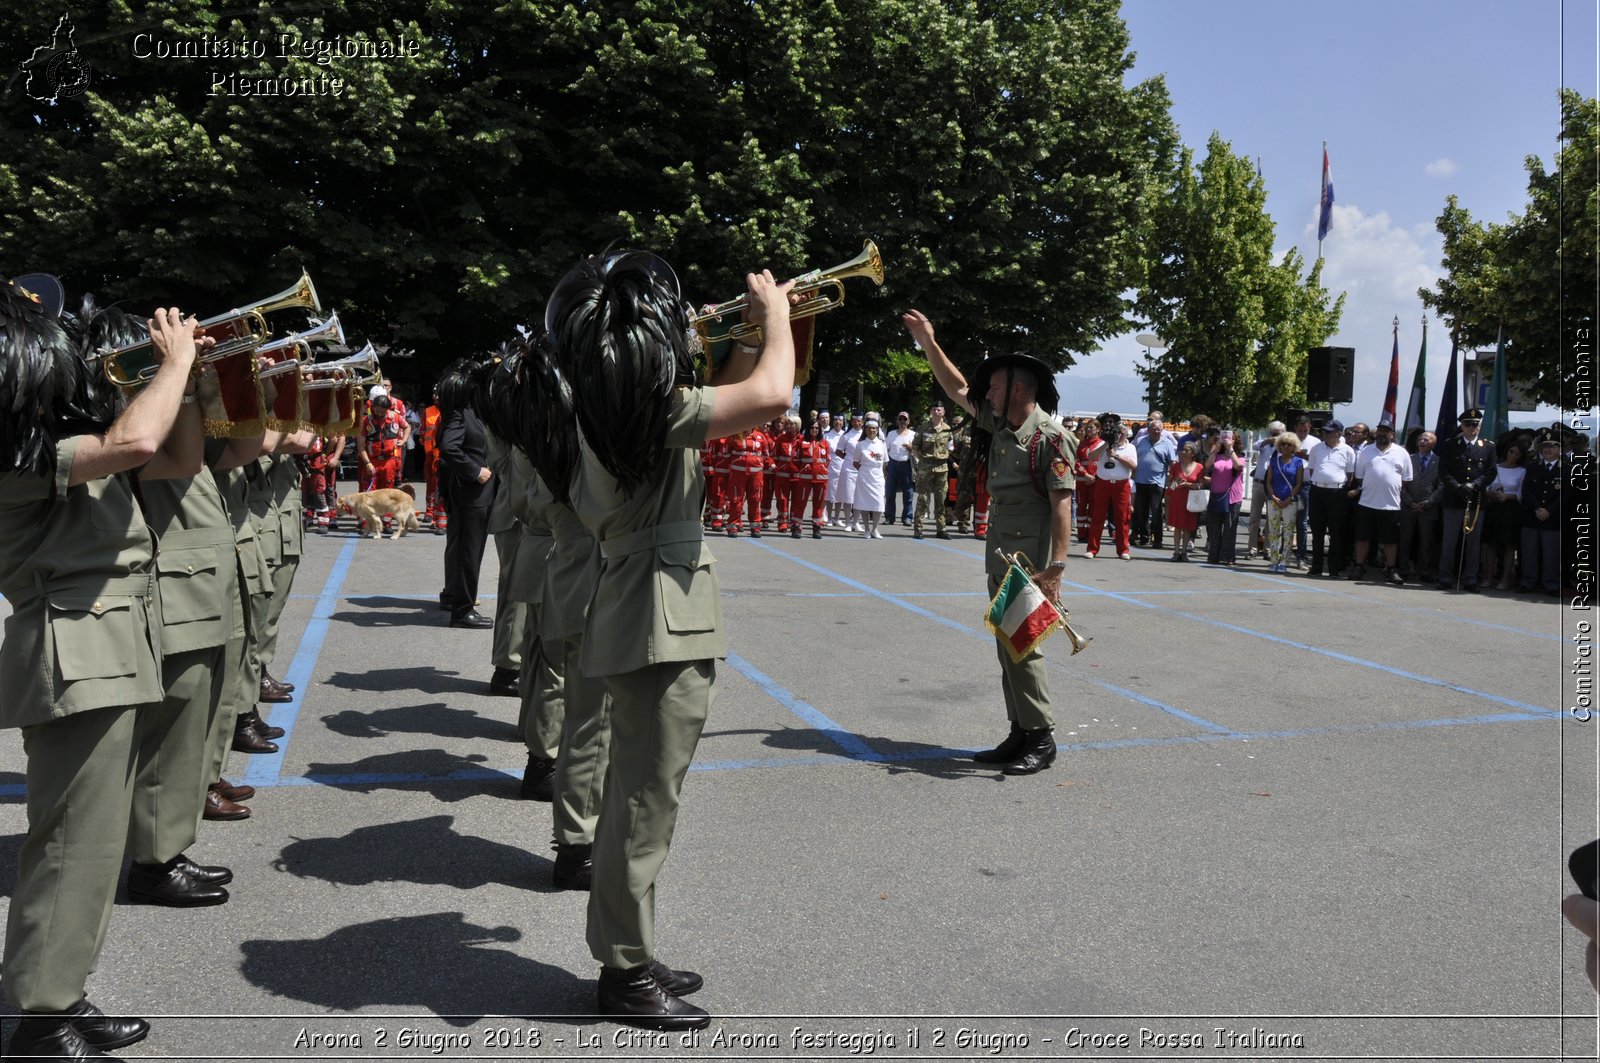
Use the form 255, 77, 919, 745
1424, 157, 1459, 178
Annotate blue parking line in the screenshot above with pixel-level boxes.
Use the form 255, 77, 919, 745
724, 652, 879, 759
745, 539, 1234, 735
243, 538, 360, 786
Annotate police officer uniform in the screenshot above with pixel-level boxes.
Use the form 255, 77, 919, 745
1435, 408, 1497, 591
970, 356, 1075, 772
913, 412, 953, 538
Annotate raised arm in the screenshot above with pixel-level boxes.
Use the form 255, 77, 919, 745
900, 310, 976, 418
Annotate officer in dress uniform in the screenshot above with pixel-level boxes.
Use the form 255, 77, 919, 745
0, 279, 205, 1060
902, 310, 1076, 775
1435, 408, 1498, 591
546, 252, 794, 1030
912, 402, 953, 539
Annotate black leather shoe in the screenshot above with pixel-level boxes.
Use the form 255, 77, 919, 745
127, 857, 229, 907
647, 960, 703, 997
261, 669, 295, 693
6, 1016, 116, 1060
175, 853, 233, 887
972, 724, 1026, 764
231, 718, 278, 755
1001, 728, 1057, 775
63, 997, 149, 1052
552, 843, 592, 891
244, 707, 285, 740
596, 965, 709, 1031
489, 667, 520, 697
449, 610, 494, 629
258, 678, 293, 703
521, 755, 555, 801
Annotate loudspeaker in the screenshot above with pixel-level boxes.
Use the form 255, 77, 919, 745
1306, 347, 1355, 404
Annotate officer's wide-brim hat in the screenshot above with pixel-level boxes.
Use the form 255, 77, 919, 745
971, 353, 1059, 414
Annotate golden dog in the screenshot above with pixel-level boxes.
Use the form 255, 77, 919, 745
336, 485, 421, 540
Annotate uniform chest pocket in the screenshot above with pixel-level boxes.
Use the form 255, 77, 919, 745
49, 596, 139, 681
656, 541, 717, 634
156, 549, 224, 624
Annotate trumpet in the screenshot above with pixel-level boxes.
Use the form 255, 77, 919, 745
301, 342, 381, 390
91, 270, 322, 392
257, 312, 345, 379
691, 239, 884, 350
997, 549, 1091, 655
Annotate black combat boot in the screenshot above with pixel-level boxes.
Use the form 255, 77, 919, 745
1001, 728, 1057, 775
971, 723, 1026, 764
552, 843, 592, 891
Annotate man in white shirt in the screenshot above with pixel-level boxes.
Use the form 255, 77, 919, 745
1348, 421, 1412, 583
1245, 420, 1285, 557
1305, 420, 1356, 577
883, 411, 916, 526
1086, 415, 1137, 559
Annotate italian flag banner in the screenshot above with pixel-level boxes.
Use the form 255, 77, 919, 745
985, 560, 1062, 663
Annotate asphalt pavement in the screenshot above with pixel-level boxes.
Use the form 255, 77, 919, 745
0, 509, 1594, 1062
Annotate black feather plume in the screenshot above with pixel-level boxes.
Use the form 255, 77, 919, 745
544, 250, 695, 497
0, 278, 75, 476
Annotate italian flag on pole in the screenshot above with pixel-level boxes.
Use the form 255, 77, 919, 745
985, 560, 1062, 663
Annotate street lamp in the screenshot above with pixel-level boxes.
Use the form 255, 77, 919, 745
1135, 333, 1167, 410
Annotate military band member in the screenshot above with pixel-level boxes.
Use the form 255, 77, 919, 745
255, 446, 310, 704
903, 309, 1075, 775
912, 402, 953, 539
487, 430, 530, 695
546, 252, 793, 1030
1436, 408, 1497, 591
0, 279, 204, 1060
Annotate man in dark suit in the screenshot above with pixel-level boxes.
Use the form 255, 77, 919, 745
1519, 431, 1565, 595
1435, 408, 1498, 591
437, 358, 496, 628
1398, 430, 1441, 582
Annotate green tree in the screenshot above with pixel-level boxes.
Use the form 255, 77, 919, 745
1420, 89, 1598, 409
1, 0, 1176, 390
1134, 132, 1344, 425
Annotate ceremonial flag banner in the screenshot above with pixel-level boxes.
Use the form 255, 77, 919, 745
1379, 323, 1400, 429
1318, 145, 1336, 242
986, 560, 1061, 663
1485, 325, 1510, 438
1402, 324, 1427, 436
1435, 341, 1460, 439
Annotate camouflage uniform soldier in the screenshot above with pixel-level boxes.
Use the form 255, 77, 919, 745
913, 403, 953, 539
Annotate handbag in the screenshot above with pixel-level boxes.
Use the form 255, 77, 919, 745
1185, 487, 1211, 513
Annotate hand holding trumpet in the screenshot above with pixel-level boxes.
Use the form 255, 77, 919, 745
146, 308, 216, 372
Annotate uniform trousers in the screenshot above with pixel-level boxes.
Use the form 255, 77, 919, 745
206, 633, 250, 782
424, 453, 442, 521
588, 660, 715, 970
256, 551, 298, 674
1087, 478, 1132, 555
492, 528, 528, 672
6, 706, 146, 1011
988, 569, 1053, 731
1438, 505, 1485, 587
772, 471, 791, 527
1520, 527, 1561, 593
550, 632, 612, 847
790, 479, 825, 529
914, 469, 947, 531
724, 470, 762, 531
129, 645, 226, 865
516, 606, 565, 762
362, 454, 403, 493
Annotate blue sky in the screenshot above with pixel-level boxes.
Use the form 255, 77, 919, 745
1058, 0, 1598, 426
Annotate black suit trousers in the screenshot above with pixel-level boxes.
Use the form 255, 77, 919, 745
441, 484, 492, 618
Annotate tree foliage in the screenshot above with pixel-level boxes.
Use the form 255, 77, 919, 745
1133, 132, 1344, 426
1420, 89, 1598, 409
0, 0, 1177, 391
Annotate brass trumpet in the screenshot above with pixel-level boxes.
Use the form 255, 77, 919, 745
91, 269, 322, 392
691, 239, 884, 349
301, 342, 381, 390
257, 312, 345, 380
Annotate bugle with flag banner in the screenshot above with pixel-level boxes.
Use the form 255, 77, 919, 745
257, 313, 345, 431
90, 269, 322, 395
986, 550, 1090, 659
302, 343, 379, 435
691, 240, 884, 386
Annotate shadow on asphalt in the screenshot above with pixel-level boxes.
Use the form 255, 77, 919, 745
302, 750, 507, 802
272, 815, 550, 892
704, 726, 1003, 782
0, 832, 23, 892
0, 771, 23, 805
321, 703, 518, 743
239, 912, 591, 1022
322, 667, 492, 698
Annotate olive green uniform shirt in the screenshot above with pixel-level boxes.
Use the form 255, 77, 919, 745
571, 385, 723, 677
0, 436, 163, 729
976, 405, 1076, 582
139, 467, 243, 654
